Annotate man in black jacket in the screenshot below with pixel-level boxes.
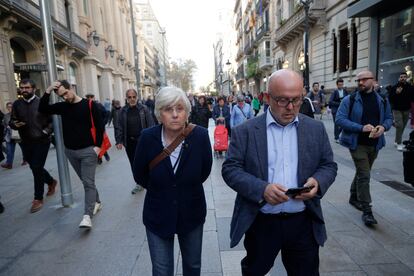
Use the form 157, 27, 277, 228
10, 79, 57, 213
329, 78, 349, 143
114, 89, 154, 194
389, 72, 414, 151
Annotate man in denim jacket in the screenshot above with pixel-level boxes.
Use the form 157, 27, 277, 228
336, 70, 393, 226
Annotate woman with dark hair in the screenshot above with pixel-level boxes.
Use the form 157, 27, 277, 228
191, 95, 212, 128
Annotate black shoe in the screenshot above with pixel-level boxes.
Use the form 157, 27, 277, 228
97, 158, 102, 165
104, 155, 110, 162
0, 201, 4, 213
362, 211, 378, 226
349, 199, 363, 211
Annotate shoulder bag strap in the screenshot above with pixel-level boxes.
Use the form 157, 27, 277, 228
88, 100, 97, 144
237, 105, 247, 118
149, 123, 196, 170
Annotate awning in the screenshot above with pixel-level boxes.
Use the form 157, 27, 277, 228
347, 0, 412, 18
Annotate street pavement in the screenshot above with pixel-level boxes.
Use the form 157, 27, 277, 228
0, 114, 414, 276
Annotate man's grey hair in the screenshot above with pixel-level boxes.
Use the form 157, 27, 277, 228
154, 87, 191, 121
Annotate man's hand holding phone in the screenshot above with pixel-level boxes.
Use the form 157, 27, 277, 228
263, 183, 289, 205
291, 177, 319, 200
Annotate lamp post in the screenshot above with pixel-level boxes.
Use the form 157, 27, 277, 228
128, 0, 141, 100
301, 0, 312, 93
226, 59, 231, 95
159, 29, 167, 86
219, 71, 224, 95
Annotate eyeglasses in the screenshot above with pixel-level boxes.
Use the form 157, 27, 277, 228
162, 105, 185, 114
355, 77, 373, 83
127, 96, 137, 99
270, 94, 303, 107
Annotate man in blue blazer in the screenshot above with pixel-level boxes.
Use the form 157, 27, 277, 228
222, 69, 337, 276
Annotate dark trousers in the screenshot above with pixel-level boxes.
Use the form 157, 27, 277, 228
332, 112, 342, 140
242, 211, 319, 276
20, 142, 54, 200
350, 145, 378, 211
126, 137, 138, 168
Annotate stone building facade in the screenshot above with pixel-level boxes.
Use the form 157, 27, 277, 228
0, 0, 153, 109
232, 0, 388, 94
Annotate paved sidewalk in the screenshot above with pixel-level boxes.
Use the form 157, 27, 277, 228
0, 116, 413, 276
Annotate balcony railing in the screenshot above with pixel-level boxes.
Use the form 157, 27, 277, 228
258, 54, 272, 69
244, 40, 252, 55
275, 7, 318, 46
255, 23, 269, 44
255, 0, 269, 13
236, 65, 244, 81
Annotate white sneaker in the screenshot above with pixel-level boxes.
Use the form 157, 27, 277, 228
79, 215, 92, 229
394, 142, 398, 147
397, 144, 404, 151
93, 202, 102, 215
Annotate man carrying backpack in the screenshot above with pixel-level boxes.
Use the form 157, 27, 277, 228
336, 70, 393, 226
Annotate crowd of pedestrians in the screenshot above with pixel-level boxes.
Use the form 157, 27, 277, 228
1, 68, 414, 275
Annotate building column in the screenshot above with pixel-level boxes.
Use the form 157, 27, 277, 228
0, 16, 18, 108
348, 20, 354, 72
83, 57, 100, 98
113, 72, 124, 103
335, 29, 340, 77
100, 67, 114, 100
122, 77, 129, 96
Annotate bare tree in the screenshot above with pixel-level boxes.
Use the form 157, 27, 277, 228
167, 59, 197, 92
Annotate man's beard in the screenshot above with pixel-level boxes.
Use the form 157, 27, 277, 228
359, 85, 371, 93
22, 92, 33, 99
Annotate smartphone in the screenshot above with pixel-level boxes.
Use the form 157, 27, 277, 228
285, 185, 315, 197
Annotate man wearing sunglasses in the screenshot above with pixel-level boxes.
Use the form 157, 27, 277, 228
336, 70, 393, 226
9, 79, 57, 213
114, 89, 154, 194
222, 69, 337, 275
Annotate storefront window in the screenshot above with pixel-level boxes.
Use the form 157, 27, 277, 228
378, 6, 414, 86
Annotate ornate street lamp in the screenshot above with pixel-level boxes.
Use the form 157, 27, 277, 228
118, 54, 125, 65
226, 59, 231, 95
105, 45, 115, 58
87, 30, 100, 47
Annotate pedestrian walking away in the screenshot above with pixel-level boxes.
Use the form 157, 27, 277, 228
39, 80, 105, 229
336, 70, 393, 226
329, 78, 349, 143
9, 79, 58, 213
222, 69, 337, 276
133, 87, 212, 276
114, 88, 154, 194
389, 71, 414, 151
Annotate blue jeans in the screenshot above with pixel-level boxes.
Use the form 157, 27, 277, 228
5, 141, 16, 165
146, 224, 204, 276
